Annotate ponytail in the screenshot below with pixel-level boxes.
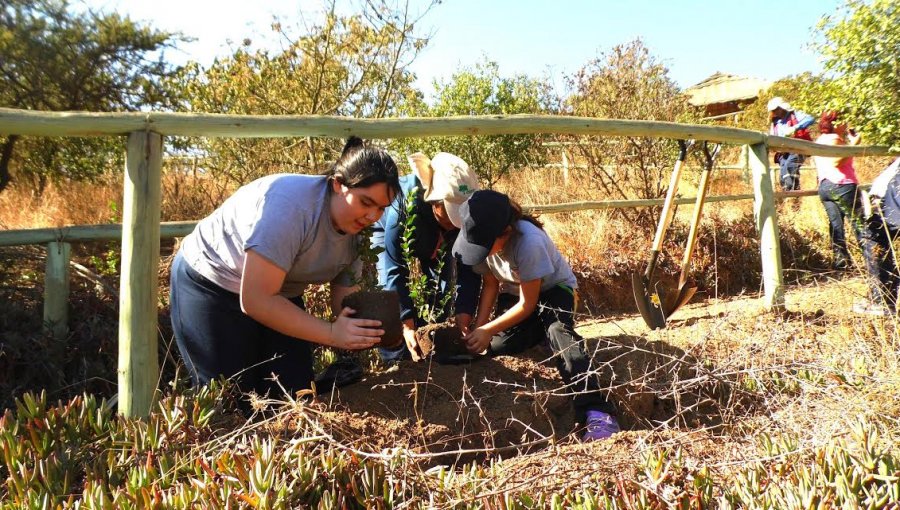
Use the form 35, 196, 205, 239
326, 136, 401, 197
819, 110, 840, 134
509, 199, 543, 230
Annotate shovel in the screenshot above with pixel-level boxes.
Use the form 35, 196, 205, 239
633, 140, 690, 330
665, 141, 721, 317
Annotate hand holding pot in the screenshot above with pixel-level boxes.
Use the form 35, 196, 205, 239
330, 307, 383, 350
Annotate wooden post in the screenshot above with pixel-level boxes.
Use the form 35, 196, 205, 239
118, 131, 162, 418
561, 149, 569, 186
43, 241, 70, 341
741, 144, 750, 183
749, 142, 785, 310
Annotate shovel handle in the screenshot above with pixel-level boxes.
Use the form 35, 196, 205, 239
678, 142, 720, 286
650, 140, 690, 252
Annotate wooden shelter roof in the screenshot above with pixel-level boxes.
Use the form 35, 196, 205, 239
684, 72, 772, 106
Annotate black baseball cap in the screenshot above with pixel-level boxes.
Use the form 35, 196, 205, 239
452, 190, 513, 265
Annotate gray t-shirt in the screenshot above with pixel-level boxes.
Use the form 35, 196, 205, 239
180, 174, 361, 298
474, 220, 577, 295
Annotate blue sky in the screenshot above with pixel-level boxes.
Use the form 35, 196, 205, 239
86, 0, 846, 94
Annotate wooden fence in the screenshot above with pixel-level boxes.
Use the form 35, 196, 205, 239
542, 142, 815, 184
0, 107, 896, 418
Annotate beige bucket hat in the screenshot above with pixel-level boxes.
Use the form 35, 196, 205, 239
407, 152, 479, 228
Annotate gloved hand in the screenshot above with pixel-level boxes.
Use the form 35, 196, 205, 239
782, 127, 796, 138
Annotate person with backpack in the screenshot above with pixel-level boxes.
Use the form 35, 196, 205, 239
452, 189, 620, 441
768, 97, 815, 191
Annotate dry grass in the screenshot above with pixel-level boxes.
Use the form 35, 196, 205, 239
0, 166, 235, 230
0, 178, 124, 229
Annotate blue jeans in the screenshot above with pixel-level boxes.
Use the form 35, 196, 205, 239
169, 252, 314, 397
866, 213, 900, 308
779, 153, 803, 191
819, 181, 893, 304
489, 286, 615, 422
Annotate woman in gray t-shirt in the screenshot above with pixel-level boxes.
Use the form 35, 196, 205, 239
452, 190, 621, 442
170, 137, 400, 402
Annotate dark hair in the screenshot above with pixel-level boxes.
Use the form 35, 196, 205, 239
326, 136, 401, 198
819, 110, 840, 134
508, 198, 543, 231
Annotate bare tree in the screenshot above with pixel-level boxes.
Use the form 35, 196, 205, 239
566, 40, 696, 226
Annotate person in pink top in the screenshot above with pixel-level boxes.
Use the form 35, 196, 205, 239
813, 110, 863, 271
813, 111, 892, 314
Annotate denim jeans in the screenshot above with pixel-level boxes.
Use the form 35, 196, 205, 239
866, 213, 900, 308
169, 252, 314, 397
819, 181, 894, 305
779, 153, 803, 191
489, 286, 615, 421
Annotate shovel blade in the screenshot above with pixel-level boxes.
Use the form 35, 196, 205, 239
632, 272, 667, 330
665, 283, 698, 317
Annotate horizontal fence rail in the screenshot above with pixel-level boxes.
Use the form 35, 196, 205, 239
0, 221, 196, 247
0, 189, 833, 247
1, 108, 896, 158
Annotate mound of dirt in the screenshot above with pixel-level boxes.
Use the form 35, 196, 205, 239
306, 337, 711, 466
586, 334, 734, 430
298, 323, 742, 467
315, 348, 573, 465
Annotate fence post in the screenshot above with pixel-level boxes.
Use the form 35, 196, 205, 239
741, 144, 750, 183
561, 149, 569, 186
43, 241, 70, 340
118, 131, 162, 418
749, 142, 785, 310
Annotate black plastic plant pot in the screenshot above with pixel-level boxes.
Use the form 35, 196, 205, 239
340, 290, 403, 348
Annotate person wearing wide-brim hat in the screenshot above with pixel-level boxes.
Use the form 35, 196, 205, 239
369, 151, 482, 363
452, 189, 620, 441
767, 96, 815, 191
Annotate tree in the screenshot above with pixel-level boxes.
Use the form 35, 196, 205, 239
814, 0, 900, 149
393, 60, 553, 187
0, 0, 184, 193
171, 0, 433, 195
566, 39, 696, 225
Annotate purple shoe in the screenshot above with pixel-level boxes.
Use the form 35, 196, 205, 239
582, 410, 621, 441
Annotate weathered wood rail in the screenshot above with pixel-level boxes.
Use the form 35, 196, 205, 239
0, 107, 896, 418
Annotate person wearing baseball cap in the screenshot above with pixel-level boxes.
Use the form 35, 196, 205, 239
452, 189, 621, 441
369, 151, 481, 364
767, 96, 815, 191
